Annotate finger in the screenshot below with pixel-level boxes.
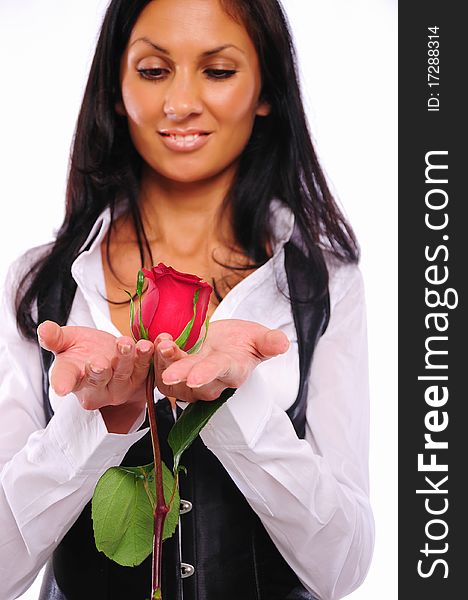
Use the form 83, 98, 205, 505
50, 357, 83, 396
155, 335, 187, 375
110, 337, 136, 384
37, 321, 95, 355
158, 354, 196, 386
158, 340, 187, 363
182, 355, 231, 389
82, 356, 112, 392
255, 329, 290, 359
37, 321, 65, 354
132, 339, 154, 383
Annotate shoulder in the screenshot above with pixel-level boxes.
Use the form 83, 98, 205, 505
1, 243, 53, 319
322, 250, 366, 311
4, 243, 53, 279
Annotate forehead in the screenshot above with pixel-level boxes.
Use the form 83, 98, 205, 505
128, 0, 255, 55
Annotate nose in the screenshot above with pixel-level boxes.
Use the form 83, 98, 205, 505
163, 71, 203, 122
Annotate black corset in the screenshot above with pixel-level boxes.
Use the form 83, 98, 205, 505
37, 238, 329, 600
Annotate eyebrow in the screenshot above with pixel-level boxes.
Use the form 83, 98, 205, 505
130, 37, 245, 56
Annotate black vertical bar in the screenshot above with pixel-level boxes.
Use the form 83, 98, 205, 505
399, 3, 467, 598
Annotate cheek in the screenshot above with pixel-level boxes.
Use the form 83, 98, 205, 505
210, 80, 259, 127
122, 81, 160, 125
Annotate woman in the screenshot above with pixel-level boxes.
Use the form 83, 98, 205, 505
0, 0, 374, 599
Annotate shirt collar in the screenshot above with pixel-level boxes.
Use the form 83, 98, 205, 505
268, 198, 295, 255
70, 199, 295, 332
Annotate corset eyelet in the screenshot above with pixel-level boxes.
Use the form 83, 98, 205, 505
180, 499, 193, 515
181, 562, 195, 578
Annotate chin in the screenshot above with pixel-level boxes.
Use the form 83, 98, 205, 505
161, 171, 214, 185
151, 162, 235, 187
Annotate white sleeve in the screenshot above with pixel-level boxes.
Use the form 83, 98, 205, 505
200, 263, 374, 600
0, 257, 148, 600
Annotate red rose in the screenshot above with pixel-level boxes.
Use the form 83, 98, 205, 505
132, 264, 212, 351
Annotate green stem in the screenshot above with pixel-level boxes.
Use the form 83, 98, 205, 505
146, 366, 169, 600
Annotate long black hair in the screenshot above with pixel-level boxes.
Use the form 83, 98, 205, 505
16, 0, 359, 340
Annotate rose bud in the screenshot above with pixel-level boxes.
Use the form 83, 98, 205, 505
132, 263, 212, 351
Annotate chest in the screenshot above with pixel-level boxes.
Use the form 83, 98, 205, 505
100, 243, 253, 338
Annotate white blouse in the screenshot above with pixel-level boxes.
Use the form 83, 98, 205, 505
0, 202, 374, 600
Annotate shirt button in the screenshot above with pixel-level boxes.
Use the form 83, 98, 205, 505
181, 562, 195, 578
180, 499, 193, 514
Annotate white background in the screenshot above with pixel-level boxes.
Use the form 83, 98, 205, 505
0, 1, 397, 598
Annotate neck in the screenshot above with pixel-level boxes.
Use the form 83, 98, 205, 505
138, 165, 237, 258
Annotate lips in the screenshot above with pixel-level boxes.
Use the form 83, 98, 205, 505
158, 129, 212, 152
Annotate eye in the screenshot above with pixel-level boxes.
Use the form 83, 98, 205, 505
137, 68, 169, 81
205, 69, 237, 80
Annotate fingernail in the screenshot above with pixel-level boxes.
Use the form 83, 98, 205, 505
139, 342, 153, 354
118, 343, 132, 355
90, 364, 104, 375
160, 346, 174, 357
37, 330, 48, 349
158, 333, 173, 342
163, 378, 182, 385
187, 382, 204, 389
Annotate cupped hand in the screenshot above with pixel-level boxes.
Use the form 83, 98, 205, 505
153, 319, 290, 403
37, 320, 154, 432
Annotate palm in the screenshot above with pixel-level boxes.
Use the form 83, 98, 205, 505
37, 320, 154, 412
199, 320, 276, 375
154, 319, 290, 402
39, 324, 118, 395
59, 327, 116, 366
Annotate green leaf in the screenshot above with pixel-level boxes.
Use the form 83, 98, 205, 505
136, 270, 149, 341
164, 467, 180, 539
139, 316, 149, 341
168, 388, 236, 472
136, 270, 145, 297
174, 289, 200, 350
177, 464, 187, 477
92, 462, 180, 567
186, 315, 210, 355
124, 290, 137, 343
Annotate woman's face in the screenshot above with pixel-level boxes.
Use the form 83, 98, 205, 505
118, 0, 269, 185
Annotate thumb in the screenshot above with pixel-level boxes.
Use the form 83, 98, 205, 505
256, 329, 290, 359
37, 320, 66, 354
